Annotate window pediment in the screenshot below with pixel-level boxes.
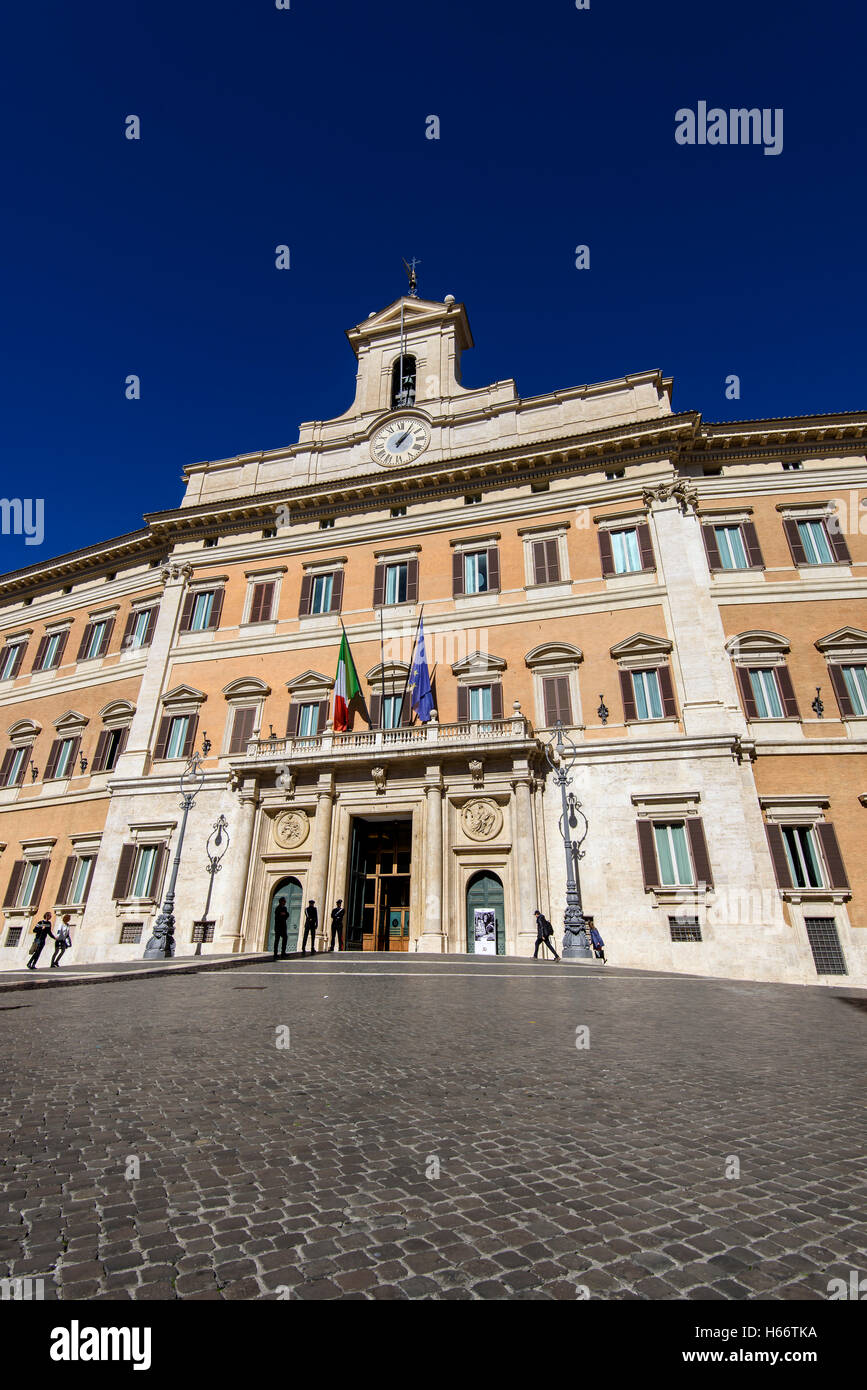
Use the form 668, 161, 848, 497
222, 677, 271, 702
366, 662, 410, 685
286, 669, 334, 696
610, 632, 673, 664
54, 709, 89, 735
99, 700, 136, 728
726, 631, 789, 663
161, 684, 207, 708
7, 719, 40, 744
451, 651, 506, 678
815, 627, 867, 662
525, 642, 583, 670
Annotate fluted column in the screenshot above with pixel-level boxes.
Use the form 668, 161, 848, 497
419, 771, 445, 953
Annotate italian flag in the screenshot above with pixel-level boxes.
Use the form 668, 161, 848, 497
333, 629, 363, 732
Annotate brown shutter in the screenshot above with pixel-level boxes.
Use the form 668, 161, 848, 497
827, 521, 852, 564
686, 818, 714, 890
100, 617, 115, 655
76, 623, 94, 660
372, 564, 386, 608
178, 592, 196, 632
0, 748, 16, 786
543, 676, 572, 726
66, 736, 81, 775
736, 667, 759, 720
12, 746, 30, 786
457, 686, 469, 722
637, 522, 655, 571
54, 630, 69, 667
298, 574, 312, 616
7, 643, 25, 678
153, 716, 172, 761
80, 857, 96, 904
249, 584, 263, 623
286, 704, 300, 736
249, 583, 273, 623
181, 714, 199, 758
121, 611, 137, 648
31, 859, 49, 912
208, 588, 224, 630
816, 823, 850, 891
598, 530, 615, 577
742, 521, 764, 568
657, 665, 677, 718
316, 699, 329, 733
31, 635, 48, 672
828, 664, 855, 718
3, 861, 25, 908
776, 665, 801, 719
490, 683, 504, 720
115, 727, 129, 762
636, 821, 659, 890
43, 739, 62, 780
783, 519, 807, 566
400, 690, 413, 725
764, 824, 793, 889
144, 606, 158, 646
542, 677, 558, 726
619, 669, 637, 722
57, 857, 76, 906
486, 548, 500, 591
452, 552, 465, 596
532, 541, 546, 585
329, 572, 344, 613
91, 731, 110, 773
369, 693, 382, 728
405, 558, 419, 603
701, 525, 722, 571
112, 845, 136, 900
148, 844, 168, 901
229, 706, 255, 754
545, 538, 561, 583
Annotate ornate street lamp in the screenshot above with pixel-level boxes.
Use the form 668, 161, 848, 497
543, 721, 592, 960
143, 736, 210, 959
192, 814, 230, 956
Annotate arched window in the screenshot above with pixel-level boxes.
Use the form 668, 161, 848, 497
391, 355, 416, 408
466, 871, 505, 955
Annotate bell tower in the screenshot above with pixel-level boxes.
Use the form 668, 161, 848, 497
343, 295, 474, 420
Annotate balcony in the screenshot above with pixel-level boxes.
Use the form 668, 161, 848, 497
234, 713, 538, 770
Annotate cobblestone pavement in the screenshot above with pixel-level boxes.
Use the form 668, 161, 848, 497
2, 955, 865, 1301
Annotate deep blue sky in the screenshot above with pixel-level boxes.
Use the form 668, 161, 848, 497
1, 0, 865, 566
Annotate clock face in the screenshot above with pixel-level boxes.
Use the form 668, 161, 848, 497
371, 416, 430, 466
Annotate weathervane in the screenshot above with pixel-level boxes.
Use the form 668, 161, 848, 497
402, 257, 420, 298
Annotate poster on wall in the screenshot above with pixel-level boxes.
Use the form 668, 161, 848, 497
473, 909, 497, 955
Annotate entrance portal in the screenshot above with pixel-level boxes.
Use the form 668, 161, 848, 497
347, 818, 412, 951
466, 871, 506, 955
266, 877, 303, 953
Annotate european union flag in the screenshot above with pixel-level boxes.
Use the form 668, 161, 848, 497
408, 618, 435, 723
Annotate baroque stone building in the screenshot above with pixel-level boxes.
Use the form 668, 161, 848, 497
1, 294, 865, 984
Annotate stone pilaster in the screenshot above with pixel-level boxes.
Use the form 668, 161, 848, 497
216, 776, 258, 952
512, 773, 539, 955
114, 561, 193, 780
307, 777, 334, 950
419, 769, 445, 953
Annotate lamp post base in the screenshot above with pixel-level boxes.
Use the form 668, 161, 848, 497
143, 910, 176, 960
562, 901, 593, 960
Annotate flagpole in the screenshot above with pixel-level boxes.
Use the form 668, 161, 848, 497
397, 605, 424, 727
379, 608, 386, 730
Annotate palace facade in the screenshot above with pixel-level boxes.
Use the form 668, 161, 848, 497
1, 294, 865, 984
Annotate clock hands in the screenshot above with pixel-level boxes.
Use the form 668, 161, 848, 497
392, 428, 413, 450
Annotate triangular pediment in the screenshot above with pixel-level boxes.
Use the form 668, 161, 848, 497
815, 626, 867, 655
610, 632, 673, 660
451, 651, 507, 677
347, 296, 473, 355
54, 709, 89, 734
286, 669, 334, 694
161, 684, 207, 706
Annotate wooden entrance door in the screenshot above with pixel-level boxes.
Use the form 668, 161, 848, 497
350, 820, 412, 951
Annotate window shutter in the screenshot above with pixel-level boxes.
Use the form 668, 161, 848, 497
452, 552, 465, 596
181, 714, 199, 758
208, 588, 224, 630
619, 669, 637, 722
372, 564, 386, 608
736, 667, 759, 720
701, 525, 722, 571
598, 530, 615, 577
486, 548, 500, 591
490, 683, 504, 720
828, 664, 855, 718
816, 823, 850, 891
3, 861, 25, 908
31, 635, 48, 672
112, 845, 136, 900
249, 582, 274, 623
637, 522, 655, 571
657, 665, 677, 718
54, 630, 69, 668
406, 558, 419, 604
686, 818, 714, 889
121, 611, 137, 648
31, 859, 49, 912
0, 747, 16, 785
153, 716, 172, 761
742, 521, 764, 568
542, 677, 558, 727
298, 575, 312, 617
178, 592, 196, 632
57, 856, 77, 906
532, 541, 546, 585
99, 617, 115, 655
229, 706, 256, 754
151, 844, 169, 901
248, 584, 263, 623
400, 690, 413, 725
286, 704, 300, 736
636, 821, 659, 890
545, 538, 561, 583
776, 665, 800, 719
783, 519, 807, 566
115, 726, 129, 763
12, 746, 30, 786
764, 824, 793, 889
67, 736, 81, 774
369, 693, 382, 728
329, 572, 344, 613
457, 686, 469, 722
92, 731, 110, 773
316, 699, 329, 733
827, 521, 852, 564
543, 676, 572, 726
7, 643, 25, 678
80, 857, 96, 904
144, 606, 158, 646
43, 739, 62, 780
76, 623, 94, 660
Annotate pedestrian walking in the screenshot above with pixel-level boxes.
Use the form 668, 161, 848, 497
328, 899, 345, 952
589, 923, 606, 963
301, 900, 318, 955
27, 913, 55, 970
50, 914, 72, 967
533, 909, 560, 962
272, 896, 289, 959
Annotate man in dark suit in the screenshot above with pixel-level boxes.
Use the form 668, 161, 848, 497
27, 913, 55, 970
301, 900, 318, 955
533, 909, 560, 962
272, 896, 289, 959
328, 899, 345, 952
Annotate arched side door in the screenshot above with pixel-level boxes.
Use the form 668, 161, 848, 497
266, 878, 303, 953
466, 871, 506, 956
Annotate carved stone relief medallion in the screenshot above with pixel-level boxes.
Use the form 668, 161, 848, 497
273, 809, 309, 850
461, 798, 503, 841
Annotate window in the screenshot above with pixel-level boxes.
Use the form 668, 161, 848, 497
0, 642, 26, 680
78, 619, 110, 661
121, 606, 157, 650
0, 745, 30, 788
781, 826, 824, 889
248, 581, 276, 624
632, 669, 664, 720
131, 846, 159, 898
1, 858, 50, 912
654, 823, 694, 886
203, 537, 218, 548
541, 676, 572, 727
531, 481, 550, 493
605, 469, 625, 481
452, 546, 499, 597
390, 505, 407, 518
319, 518, 335, 530
456, 682, 504, 722
385, 563, 408, 605
5, 927, 22, 947
714, 526, 747, 569
45, 737, 77, 780
262, 527, 277, 539
783, 516, 850, 567
33, 630, 68, 672
782, 459, 803, 471
391, 354, 416, 409
19, 861, 44, 907
179, 589, 224, 633
297, 702, 320, 737
119, 923, 143, 944
227, 706, 257, 754
702, 521, 763, 572
57, 854, 95, 906
468, 685, 493, 720
373, 558, 418, 607
465, 551, 488, 594
669, 916, 702, 942
464, 494, 482, 506
190, 592, 214, 631
598, 522, 655, 577
166, 716, 190, 759
113, 843, 167, 901
531, 539, 561, 585
841, 665, 867, 716
287, 700, 327, 737
311, 574, 333, 613
153, 711, 198, 761
92, 726, 128, 772
299, 571, 343, 616
748, 669, 784, 719
380, 694, 403, 729
619, 665, 676, 721
804, 918, 847, 975
799, 519, 833, 565
611, 528, 641, 574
